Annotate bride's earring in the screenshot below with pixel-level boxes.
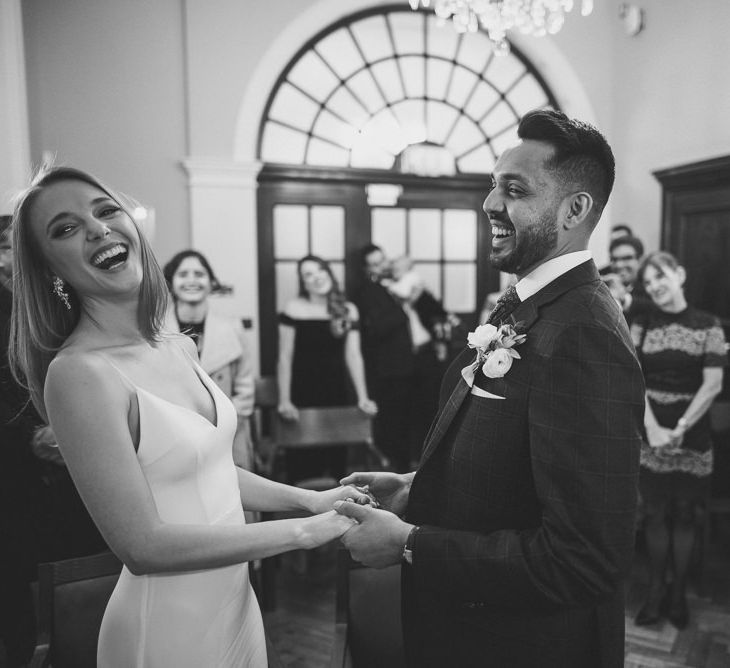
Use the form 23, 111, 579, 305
52, 276, 71, 310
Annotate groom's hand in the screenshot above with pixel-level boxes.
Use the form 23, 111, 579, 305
339, 471, 413, 516
334, 500, 413, 569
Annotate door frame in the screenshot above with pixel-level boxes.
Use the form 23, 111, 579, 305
257, 164, 495, 373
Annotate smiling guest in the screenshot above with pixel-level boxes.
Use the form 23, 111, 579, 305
163, 250, 255, 470
8, 166, 370, 668
278, 254, 376, 483
631, 251, 726, 629
336, 110, 645, 667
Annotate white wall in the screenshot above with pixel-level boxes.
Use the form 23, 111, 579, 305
21, 0, 189, 261
609, 0, 730, 252
0, 0, 30, 212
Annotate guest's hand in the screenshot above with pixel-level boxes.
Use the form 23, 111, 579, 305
646, 424, 674, 449
357, 398, 378, 416
297, 511, 357, 550
335, 501, 412, 568
31, 425, 65, 466
340, 471, 411, 516
307, 485, 373, 515
668, 427, 685, 450
277, 401, 299, 421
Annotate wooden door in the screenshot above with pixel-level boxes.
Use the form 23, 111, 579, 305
654, 155, 730, 396
257, 165, 494, 373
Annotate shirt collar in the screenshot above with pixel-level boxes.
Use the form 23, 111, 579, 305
515, 250, 592, 302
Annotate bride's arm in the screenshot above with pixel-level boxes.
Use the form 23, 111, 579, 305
234, 466, 366, 514
44, 354, 354, 576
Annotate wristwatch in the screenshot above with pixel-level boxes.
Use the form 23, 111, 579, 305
402, 525, 419, 565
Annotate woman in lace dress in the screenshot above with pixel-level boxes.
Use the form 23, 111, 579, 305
632, 251, 726, 629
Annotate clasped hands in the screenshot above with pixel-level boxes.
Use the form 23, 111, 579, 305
646, 422, 685, 453
332, 471, 415, 569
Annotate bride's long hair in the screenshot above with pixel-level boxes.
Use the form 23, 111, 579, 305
9, 165, 168, 420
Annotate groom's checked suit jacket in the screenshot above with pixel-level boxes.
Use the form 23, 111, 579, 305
403, 261, 644, 668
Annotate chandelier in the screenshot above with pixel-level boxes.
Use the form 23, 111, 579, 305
408, 0, 594, 54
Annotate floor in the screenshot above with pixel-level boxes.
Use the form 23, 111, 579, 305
264, 521, 730, 668
2, 523, 727, 668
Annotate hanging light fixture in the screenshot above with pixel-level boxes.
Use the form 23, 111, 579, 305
408, 0, 594, 54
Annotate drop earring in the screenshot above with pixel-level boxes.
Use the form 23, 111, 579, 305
52, 276, 71, 310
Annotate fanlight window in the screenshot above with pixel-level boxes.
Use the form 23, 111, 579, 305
259, 8, 556, 174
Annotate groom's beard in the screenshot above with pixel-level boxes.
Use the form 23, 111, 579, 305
490, 209, 558, 275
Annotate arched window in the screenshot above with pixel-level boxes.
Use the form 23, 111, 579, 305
256, 6, 559, 372
259, 6, 556, 174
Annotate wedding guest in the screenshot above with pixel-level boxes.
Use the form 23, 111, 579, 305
610, 234, 651, 322
632, 251, 726, 629
1, 214, 105, 580
163, 249, 255, 470
610, 223, 633, 241
337, 110, 644, 667
384, 255, 457, 362
277, 255, 376, 482
9, 166, 367, 667
0, 215, 40, 668
357, 245, 441, 472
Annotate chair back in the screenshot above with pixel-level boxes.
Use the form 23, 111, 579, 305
274, 406, 372, 449
268, 406, 383, 478
33, 550, 122, 668
332, 548, 406, 668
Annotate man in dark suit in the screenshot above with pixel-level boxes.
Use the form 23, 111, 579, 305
356, 245, 441, 472
609, 234, 652, 323
336, 110, 644, 667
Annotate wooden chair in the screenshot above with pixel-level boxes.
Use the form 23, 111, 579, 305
267, 405, 385, 482
331, 548, 406, 668
29, 550, 122, 668
27, 549, 287, 668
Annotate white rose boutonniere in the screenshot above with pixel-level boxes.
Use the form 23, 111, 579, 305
467, 323, 527, 379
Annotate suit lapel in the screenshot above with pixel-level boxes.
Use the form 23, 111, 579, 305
418, 260, 600, 466
419, 347, 475, 463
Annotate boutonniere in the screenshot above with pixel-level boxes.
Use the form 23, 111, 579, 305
467, 323, 527, 379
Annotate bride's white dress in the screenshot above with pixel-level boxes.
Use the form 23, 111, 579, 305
97, 356, 267, 667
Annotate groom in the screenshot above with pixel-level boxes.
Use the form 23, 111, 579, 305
336, 109, 644, 667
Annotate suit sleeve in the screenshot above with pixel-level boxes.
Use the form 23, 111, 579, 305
357, 285, 409, 344
410, 322, 644, 610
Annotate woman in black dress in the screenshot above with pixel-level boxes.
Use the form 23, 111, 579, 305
277, 255, 376, 482
632, 251, 727, 628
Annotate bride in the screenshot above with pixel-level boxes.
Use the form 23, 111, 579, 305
9, 166, 365, 667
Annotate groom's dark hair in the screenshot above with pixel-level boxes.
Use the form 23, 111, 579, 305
518, 109, 615, 215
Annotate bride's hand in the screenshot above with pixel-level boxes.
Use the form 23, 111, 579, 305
307, 484, 373, 515
297, 510, 357, 549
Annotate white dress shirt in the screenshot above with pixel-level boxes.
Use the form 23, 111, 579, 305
515, 250, 593, 302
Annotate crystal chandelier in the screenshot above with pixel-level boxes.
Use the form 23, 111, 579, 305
408, 0, 594, 54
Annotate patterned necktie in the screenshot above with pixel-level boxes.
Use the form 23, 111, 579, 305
487, 284, 521, 325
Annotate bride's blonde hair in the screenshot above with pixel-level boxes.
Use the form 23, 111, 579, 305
8, 165, 168, 420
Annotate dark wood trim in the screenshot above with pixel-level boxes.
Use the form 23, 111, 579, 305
653, 155, 730, 258
258, 163, 489, 190
653, 155, 730, 191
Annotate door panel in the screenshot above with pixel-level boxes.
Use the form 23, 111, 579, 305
257, 166, 495, 374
